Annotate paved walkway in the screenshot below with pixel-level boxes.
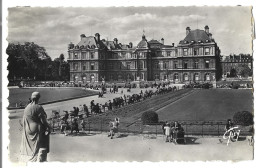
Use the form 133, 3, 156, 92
7, 87, 253, 163
9, 87, 157, 119
9, 130, 253, 162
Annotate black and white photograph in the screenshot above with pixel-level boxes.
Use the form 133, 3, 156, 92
1, 0, 259, 167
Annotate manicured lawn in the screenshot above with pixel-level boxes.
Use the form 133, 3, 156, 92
157, 89, 253, 121
8, 88, 98, 107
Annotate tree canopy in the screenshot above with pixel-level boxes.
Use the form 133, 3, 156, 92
7, 42, 70, 81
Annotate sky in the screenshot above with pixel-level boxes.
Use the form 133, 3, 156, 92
7, 6, 253, 60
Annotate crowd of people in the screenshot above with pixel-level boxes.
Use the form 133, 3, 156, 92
162, 121, 185, 144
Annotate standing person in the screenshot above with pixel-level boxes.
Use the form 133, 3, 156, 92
90, 100, 95, 114
109, 100, 113, 110
108, 117, 120, 139
20, 92, 51, 162
161, 121, 167, 135
164, 123, 171, 142
83, 104, 89, 117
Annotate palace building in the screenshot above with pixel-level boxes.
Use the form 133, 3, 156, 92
67, 25, 221, 83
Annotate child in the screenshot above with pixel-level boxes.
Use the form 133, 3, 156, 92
108, 118, 120, 139
164, 123, 171, 142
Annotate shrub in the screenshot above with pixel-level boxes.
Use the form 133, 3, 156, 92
141, 111, 159, 124
233, 111, 254, 126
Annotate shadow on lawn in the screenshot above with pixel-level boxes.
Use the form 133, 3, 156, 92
185, 137, 200, 145
116, 133, 128, 138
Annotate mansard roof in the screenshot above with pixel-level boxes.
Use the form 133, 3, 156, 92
180, 29, 213, 44
77, 36, 107, 49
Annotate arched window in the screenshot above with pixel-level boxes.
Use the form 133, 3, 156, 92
205, 73, 210, 81
174, 73, 179, 81
194, 73, 199, 81
184, 73, 189, 81
118, 74, 122, 81
155, 74, 159, 80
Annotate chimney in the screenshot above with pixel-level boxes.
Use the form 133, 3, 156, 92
161, 38, 164, 45
114, 38, 118, 45
172, 43, 175, 47
80, 34, 86, 40
95, 33, 100, 42
208, 33, 212, 39
186, 27, 191, 36
129, 42, 133, 48
205, 25, 209, 34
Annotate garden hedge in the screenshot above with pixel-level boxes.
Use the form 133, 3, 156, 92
141, 111, 159, 124
233, 111, 253, 126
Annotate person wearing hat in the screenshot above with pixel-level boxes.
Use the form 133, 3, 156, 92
20, 92, 51, 162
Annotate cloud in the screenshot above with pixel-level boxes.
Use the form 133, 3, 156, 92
7, 7, 253, 59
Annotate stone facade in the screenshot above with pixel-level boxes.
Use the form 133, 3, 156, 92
67, 26, 221, 83
221, 54, 252, 77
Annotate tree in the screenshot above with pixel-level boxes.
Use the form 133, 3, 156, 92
229, 68, 237, 77
237, 64, 252, 77
7, 42, 51, 81
233, 111, 253, 126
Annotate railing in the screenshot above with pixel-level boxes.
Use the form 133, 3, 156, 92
48, 117, 252, 137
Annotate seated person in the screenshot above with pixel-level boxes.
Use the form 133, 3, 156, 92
71, 118, 79, 134
225, 119, 234, 131
60, 117, 69, 135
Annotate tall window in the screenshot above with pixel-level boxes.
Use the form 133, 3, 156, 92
90, 63, 95, 70
127, 62, 131, 70
194, 48, 198, 55
155, 74, 159, 80
174, 61, 178, 69
82, 52, 86, 59
138, 61, 143, 69
82, 63, 86, 70
163, 62, 168, 69
205, 47, 210, 55
118, 75, 122, 81
205, 73, 210, 81
205, 60, 210, 69
184, 62, 188, 69
174, 73, 179, 81
167, 52, 171, 57
118, 62, 122, 69
73, 63, 78, 70
183, 48, 188, 56
194, 62, 199, 69
184, 73, 189, 81
90, 52, 95, 59
155, 61, 159, 69
195, 73, 199, 81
